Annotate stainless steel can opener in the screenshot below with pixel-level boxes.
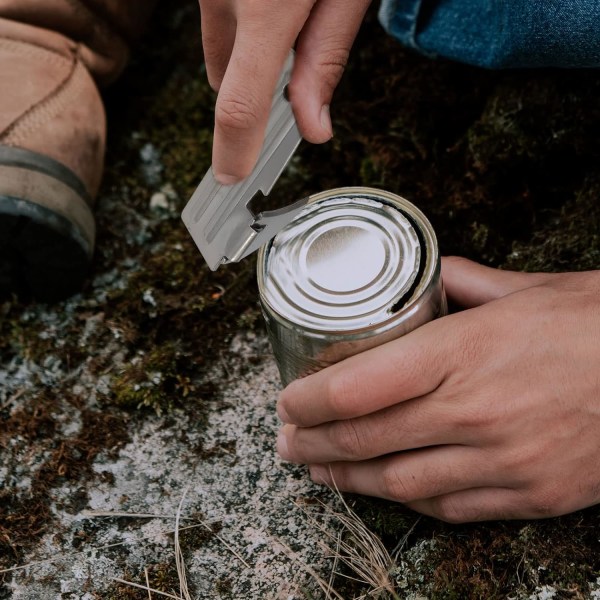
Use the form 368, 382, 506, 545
181, 53, 307, 271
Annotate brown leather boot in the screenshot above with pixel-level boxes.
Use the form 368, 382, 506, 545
0, 0, 157, 301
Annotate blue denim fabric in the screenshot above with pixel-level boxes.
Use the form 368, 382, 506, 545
378, 0, 600, 68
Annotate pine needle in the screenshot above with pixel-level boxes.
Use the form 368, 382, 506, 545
174, 488, 192, 600
112, 578, 184, 600
145, 567, 153, 600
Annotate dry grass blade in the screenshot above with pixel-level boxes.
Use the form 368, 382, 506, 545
80, 510, 194, 520
174, 487, 192, 600
0, 523, 206, 575
294, 473, 401, 600
113, 578, 184, 600
102, 490, 250, 600
145, 567, 153, 600
82, 507, 250, 569
271, 538, 345, 600
392, 516, 420, 560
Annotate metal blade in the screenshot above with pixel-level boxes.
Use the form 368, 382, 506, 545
181, 51, 306, 271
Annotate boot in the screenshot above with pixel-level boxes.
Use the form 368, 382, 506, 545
0, 0, 157, 301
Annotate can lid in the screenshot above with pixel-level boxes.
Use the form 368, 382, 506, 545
259, 192, 423, 332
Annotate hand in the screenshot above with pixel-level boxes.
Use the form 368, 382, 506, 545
276, 257, 600, 523
198, 0, 372, 183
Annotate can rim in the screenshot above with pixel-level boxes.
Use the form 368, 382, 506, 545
257, 186, 440, 339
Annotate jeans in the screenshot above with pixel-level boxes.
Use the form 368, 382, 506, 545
378, 0, 600, 68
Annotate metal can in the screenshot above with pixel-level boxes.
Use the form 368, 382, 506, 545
257, 187, 447, 386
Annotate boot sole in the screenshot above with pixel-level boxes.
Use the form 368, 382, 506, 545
0, 146, 96, 302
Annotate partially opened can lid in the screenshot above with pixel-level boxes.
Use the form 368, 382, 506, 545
258, 188, 431, 333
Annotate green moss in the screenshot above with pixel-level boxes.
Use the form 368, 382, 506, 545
350, 497, 418, 541
0, 301, 85, 367
505, 175, 600, 272
111, 341, 191, 414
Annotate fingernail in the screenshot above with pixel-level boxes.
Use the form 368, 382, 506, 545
276, 430, 290, 460
320, 104, 333, 138
309, 464, 329, 484
214, 172, 241, 186
277, 402, 291, 424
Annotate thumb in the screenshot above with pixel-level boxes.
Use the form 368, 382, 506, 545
441, 256, 553, 308
289, 0, 371, 143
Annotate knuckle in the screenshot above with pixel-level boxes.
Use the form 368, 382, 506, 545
325, 369, 361, 417
381, 465, 416, 503
455, 319, 492, 365
453, 401, 497, 433
316, 46, 349, 88
329, 420, 365, 460
432, 495, 472, 524
498, 441, 548, 483
215, 92, 262, 133
279, 380, 305, 424
527, 486, 565, 518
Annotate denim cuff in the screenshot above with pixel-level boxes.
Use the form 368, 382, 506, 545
378, 0, 600, 69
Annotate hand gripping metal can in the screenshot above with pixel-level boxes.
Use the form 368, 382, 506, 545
257, 187, 447, 386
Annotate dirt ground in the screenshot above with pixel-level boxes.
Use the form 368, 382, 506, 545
1, 1, 600, 598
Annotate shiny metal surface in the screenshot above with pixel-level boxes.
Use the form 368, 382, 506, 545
258, 187, 447, 386
261, 195, 421, 330
181, 51, 306, 270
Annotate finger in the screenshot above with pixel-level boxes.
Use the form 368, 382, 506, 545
199, 0, 236, 91
278, 395, 466, 464
406, 487, 530, 523
277, 314, 455, 427
290, 0, 372, 142
442, 256, 553, 308
212, 1, 315, 183
308, 446, 507, 504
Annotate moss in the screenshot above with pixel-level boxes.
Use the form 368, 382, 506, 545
180, 517, 223, 549
235, 306, 263, 331
0, 397, 130, 567
0, 301, 87, 368
111, 341, 188, 414
505, 175, 600, 272
214, 576, 234, 596
104, 563, 181, 600
349, 497, 418, 542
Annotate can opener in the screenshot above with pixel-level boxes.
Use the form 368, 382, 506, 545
181, 53, 306, 271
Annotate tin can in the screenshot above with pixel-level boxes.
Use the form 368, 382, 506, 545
257, 187, 447, 386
